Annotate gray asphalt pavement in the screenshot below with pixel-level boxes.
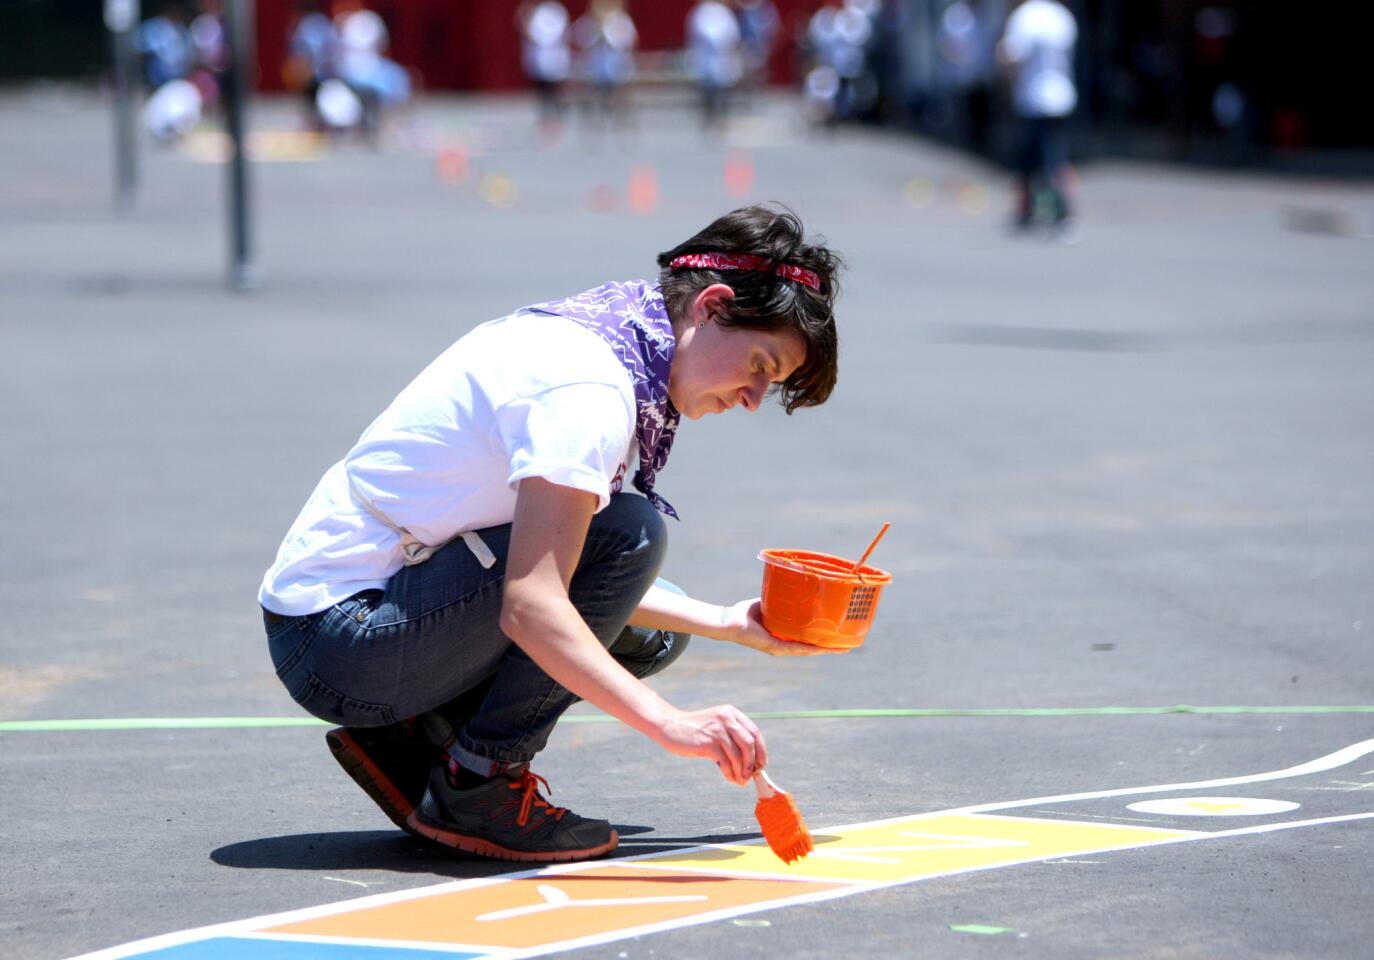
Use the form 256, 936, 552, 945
2, 88, 1373, 960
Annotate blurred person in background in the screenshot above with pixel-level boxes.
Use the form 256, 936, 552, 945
801, 2, 877, 126
573, 0, 637, 131
284, 0, 340, 131
938, 0, 999, 157
137, 2, 202, 142
137, 1, 194, 90
333, 0, 412, 141
517, 1, 573, 140
282, 0, 373, 136
800, 5, 842, 125
259, 205, 843, 863
687, 0, 744, 131
998, 0, 1078, 235
187, 0, 228, 115
735, 0, 780, 89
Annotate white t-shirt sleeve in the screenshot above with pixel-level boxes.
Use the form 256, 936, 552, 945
495, 381, 635, 511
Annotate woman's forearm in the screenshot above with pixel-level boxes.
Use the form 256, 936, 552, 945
629, 582, 837, 658
628, 582, 731, 639
501, 585, 678, 738
502, 581, 768, 782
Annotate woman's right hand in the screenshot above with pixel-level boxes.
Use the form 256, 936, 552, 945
719, 598, 845, 656
654, 705, 768, 786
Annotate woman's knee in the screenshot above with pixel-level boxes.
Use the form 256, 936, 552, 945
591, 493, 669, 574
609, 625, 692, 680
645, 629, 691, 677
607, 578, 691, 678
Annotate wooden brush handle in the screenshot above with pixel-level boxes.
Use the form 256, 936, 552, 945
754, 770, 781, 799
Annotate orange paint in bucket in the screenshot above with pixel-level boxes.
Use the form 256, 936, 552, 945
758, 549, 893, 650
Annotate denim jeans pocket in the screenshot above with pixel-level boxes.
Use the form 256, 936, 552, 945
290, 671, 396, 726
332, 590, 384, 631
267, 615, 319, 681
263, 611, 296, 641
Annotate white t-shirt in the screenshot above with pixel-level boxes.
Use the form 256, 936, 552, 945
522, 2, 571, 83
688, 1, 743, 87
1000, 0, 1077, 118
338, 9, 387, 58
259, 313, 638, 616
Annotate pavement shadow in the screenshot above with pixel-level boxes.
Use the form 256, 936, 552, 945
211, 831, 523, 880
609, 830, 763, 858
210, 825, 760, 879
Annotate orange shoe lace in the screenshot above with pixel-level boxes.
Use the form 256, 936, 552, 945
508, 769, 568, 827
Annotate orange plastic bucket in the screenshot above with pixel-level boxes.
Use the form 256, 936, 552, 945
758, 549, 893, 650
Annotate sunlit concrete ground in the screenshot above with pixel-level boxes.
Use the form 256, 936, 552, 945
2, 88, 1373, 960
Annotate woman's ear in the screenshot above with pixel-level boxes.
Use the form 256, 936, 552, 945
692, 283, 736, 325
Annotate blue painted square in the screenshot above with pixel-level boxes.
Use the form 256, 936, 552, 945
130, 936, 485, 960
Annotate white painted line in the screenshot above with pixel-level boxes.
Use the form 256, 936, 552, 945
61, 870, 580, 960
958, 738, 1374, 818
1174, 811, 1374, 841
233, 931, 501, 954
474, 884, 708, 922
615, 856, 873, 883
897, 830, 1032, 848
973, 812, 1207, 835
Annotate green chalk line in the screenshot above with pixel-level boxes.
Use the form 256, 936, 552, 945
2, 705, 1373, 732
0, 717, 325, 732
758, 705, 1374, 718
950, 924, 1014, 935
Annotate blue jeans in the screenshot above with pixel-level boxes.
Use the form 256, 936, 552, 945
265, 493, 689, 775
1015, 115, 1072, 223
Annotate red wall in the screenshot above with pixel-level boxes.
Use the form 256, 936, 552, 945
256, 0, 822, 92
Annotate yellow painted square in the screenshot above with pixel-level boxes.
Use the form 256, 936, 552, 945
638, 813, 1196, 883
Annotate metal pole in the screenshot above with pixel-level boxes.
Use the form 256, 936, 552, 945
223, 0, 257, 290
105, 0, 139, 211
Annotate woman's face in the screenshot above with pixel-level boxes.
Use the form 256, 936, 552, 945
669, 284, 808, 420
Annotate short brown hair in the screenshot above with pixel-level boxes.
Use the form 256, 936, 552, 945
657, 204, 842, 413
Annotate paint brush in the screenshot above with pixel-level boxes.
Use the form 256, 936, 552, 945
753, 770, 814, 864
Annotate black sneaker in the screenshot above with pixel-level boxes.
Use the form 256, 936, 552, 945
325, 724, 438, 833
407, 763, 619, 862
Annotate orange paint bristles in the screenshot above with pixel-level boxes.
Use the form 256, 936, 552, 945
753, 770, 814, 864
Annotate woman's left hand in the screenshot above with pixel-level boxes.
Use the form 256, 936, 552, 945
718, 599, 843, 656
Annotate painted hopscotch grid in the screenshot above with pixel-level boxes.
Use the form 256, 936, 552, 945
75, 812, 1196, 960
71, 739, 1374, 960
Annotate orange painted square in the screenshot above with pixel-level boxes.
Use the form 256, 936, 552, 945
265, 867, 843, 950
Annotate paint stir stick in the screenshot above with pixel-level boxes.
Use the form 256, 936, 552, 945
850, 522, 891, 577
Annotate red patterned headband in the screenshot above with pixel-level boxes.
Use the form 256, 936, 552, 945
668, 252, 821, 292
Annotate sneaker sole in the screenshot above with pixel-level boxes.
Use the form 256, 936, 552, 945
326, 727, 420, 835
406, 810, 619, 863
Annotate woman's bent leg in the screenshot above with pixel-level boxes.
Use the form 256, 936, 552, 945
451, 493, 668, 774
408, 494, 669, 862
605, 577, 692, 680
267, 532, 512, 728
267, 493, 673, 856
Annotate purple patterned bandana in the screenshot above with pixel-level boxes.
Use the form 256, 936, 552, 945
523, 280, 681, 519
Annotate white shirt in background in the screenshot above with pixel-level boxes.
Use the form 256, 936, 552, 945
1000, 0, 1077, 118
523, 2, 572, 83
688, 1, 744, 88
